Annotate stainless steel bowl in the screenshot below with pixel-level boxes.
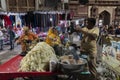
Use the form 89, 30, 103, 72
59, 58, 87, 73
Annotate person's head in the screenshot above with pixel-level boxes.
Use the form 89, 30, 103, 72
23, 26, 29, 35
86, 18, 96, 29
52, 27, 58, 35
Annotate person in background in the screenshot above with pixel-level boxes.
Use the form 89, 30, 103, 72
15, 28, 23, 40
107, 25, 114, 35
67, 21, 76, 43
17, 26, 38, 56
59, 31, 65, 45
0, 26, 4, 50
75, 18, 99, 80
46, 27, 61, 46
46, 27, 61, 56
8, 26, 15, 50
14, 24, 23, 42
98, 25, 108, 46
115, 25, 120, 35
67, 21, 76, 35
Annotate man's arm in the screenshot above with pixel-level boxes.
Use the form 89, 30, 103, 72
75, 26, 99, 40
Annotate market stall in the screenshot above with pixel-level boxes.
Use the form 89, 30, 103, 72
102, 35, 120, 79
0, 42, 90, 80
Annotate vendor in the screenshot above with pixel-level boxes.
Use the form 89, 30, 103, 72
46, 27, 61, 55
17, 26, 38, 56
75, 18, 99, 80
46, 27, 61, 46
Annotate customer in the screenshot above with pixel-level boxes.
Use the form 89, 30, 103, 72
17, 26, 38, 56
46, 27, 61, 47
75, 18, 99, 80
0, 26, 4, 50
46, 27, 61, 56
8, 26, 15, 50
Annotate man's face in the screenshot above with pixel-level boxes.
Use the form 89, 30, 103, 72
86, 21, 93, 29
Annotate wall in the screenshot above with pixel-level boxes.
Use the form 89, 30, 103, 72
1, 0, 6, 11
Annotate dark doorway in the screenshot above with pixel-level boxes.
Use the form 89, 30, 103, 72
99, 10, 110, 25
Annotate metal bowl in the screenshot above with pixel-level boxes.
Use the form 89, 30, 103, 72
59, 58, 87, 73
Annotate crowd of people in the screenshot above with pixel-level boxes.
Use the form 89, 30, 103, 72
0, 17, 120, 80
38, 18, 99, 80
0, 24, 39, 51
100, 24, 120, 36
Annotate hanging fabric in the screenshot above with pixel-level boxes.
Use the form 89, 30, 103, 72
3, 15, 12, 27
9, 15, 15, 26
33, 11, 70, 32
25, 11, 34, 27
